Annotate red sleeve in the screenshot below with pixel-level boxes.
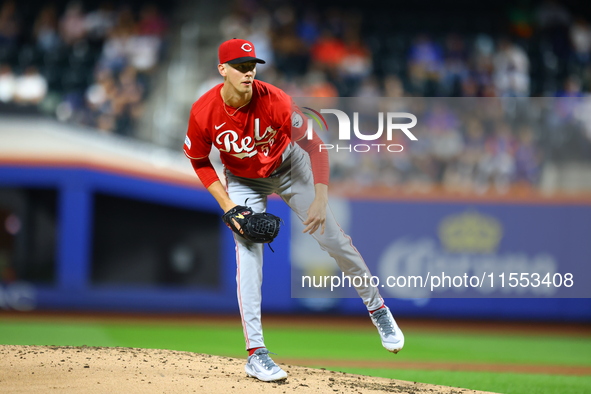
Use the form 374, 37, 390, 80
183, 105, 212, 160
295, 131, 330, 185
190, 158, 220, 188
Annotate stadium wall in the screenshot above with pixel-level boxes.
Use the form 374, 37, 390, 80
0, 120, 589, 322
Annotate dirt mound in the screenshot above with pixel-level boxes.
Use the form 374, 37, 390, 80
0, 345, 496, 393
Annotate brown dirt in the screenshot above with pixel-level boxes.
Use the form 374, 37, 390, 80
0, 345, 498, 394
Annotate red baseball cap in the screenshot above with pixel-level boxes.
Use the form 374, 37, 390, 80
218, 38, 266, 64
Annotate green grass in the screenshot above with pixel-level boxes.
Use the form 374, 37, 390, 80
1, 318, 590, 394
263, 328, 591, 366
0, 321, 246, 355
326, 368, 591, 394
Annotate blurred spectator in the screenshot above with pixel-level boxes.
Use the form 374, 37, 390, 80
0, 0, 20, 48
272, 24, 308, 79
129, 5, 166, 74
128, 33, 162, 74
534, 0, 572, 80
59, 2, 88, 46
408, 33, 444, 69
3, 0, 591, 196
492, 38, 530, 96
33, 5, 61, 54
0, 63, 15, 103
423, 101, 461, 131
83, 64, 144, 137
112, 65, 144, 136
460, 76, 479, 97
0, 0, 170, 139
94, 4, 138, 72
302, 69, 338, 97
570, 17, 591, 68
454, 117, 487, 191
114, 5, 136, 34
556, 74, 584, 97
423, 102, 463, 182
514, 125, 542, 185
85, 67, 116, 114
296, 9, 321, 47
83, 67, 118, 132
274, 75, 306, 97
338, 29, 372, 96
310, 29, 346, 72
470, 34, 496, 96
247, 10, 274, 73
85, 1, 116, 43
272, 4, 295, 28
374, 129, 414, 187
407, 34, 443, 96
219, 12, 249, 40
354, 154, 380, 187
477, 121, 517, 193
474, 34, 495, 58
137, 3, 168, 37
12, 65, 47, 106
550, 75, 585, 132
440, 33, 469, 96
98, 26, 130, 73
356, 76, 381, 98
383, 74, 405, 97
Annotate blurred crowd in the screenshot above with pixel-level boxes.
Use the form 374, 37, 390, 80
312, 96, 591, 195
0, 0, 169, 136
2, 0, 591, 195
215, 0, 591, 194
219, 0, 591, 99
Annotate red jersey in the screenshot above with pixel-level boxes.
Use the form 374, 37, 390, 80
184, 80, 306, 179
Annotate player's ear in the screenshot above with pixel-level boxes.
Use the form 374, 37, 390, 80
218, 63, 227, 77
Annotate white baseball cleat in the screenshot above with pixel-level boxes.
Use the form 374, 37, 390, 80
370, 306, 405, 353
245, 348, 288, 382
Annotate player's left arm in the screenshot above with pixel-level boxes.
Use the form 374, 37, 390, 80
292, 110, 330, 235
302, 183, 328, 235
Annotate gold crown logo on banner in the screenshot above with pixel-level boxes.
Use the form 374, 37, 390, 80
438, 211, 502, 253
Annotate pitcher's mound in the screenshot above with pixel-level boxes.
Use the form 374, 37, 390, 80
0, 345, 497, 393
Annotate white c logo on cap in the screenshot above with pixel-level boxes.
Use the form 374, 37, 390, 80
241, 43, 253, 52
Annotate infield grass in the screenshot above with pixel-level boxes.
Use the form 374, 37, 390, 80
328, 368, 591, 394
1, 316, 589, 394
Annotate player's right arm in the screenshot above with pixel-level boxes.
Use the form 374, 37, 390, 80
206, 180, 238, 213
189, 159, 237, 213
184, 103, 238, 214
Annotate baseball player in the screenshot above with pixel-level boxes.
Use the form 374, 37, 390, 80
183, 38, 404, 382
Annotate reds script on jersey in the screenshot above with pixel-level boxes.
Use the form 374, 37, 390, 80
183, 80, 306, 178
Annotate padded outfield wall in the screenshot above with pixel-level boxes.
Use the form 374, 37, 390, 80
0, 118, 590, 322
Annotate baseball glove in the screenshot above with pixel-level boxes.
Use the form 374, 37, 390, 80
222, 205, 281, 244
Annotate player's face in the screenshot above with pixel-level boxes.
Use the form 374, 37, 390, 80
229, 62, 257, 74
221, 62, 257, 94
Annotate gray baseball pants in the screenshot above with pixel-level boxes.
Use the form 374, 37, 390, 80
225, 144, 384, 350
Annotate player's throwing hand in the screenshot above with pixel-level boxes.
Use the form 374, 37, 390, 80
302, 183, 328, 235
